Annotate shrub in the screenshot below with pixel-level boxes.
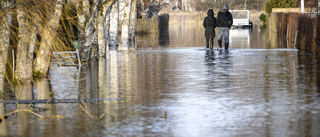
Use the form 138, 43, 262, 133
264, 0, 296, 15
259, 13, 267, 23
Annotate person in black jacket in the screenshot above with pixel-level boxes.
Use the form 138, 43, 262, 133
217, 4, 233, 49
203, 9, 217, 49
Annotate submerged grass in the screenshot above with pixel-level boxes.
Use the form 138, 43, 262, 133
79, 101, 106, 120
1, 103, 65, 120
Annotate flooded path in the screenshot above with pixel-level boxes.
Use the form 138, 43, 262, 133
1, 25, 320, 136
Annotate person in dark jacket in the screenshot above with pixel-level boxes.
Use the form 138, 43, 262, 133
203, 9, 217, 49
217, 4, 233, 49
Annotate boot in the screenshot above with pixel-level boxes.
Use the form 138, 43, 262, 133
206, 41, 209, 49
225, 43, 229, 49
218, 40, 222, 49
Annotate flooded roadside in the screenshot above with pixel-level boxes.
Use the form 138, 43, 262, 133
135, 24, 268, 49
1, 25, 320, 136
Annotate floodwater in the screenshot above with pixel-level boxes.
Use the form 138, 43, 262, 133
1, 25, 320, 137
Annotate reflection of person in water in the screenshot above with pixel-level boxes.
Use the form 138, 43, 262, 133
205, 50, 215, 63
203, 9, 217, 49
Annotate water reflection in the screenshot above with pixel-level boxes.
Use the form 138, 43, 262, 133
230, 28, 250, 48
105, 51, 121, 119
217, 50, 231, 88
268, 29, 280, 48
135, 25, 269, 49
49, 65, 79, 99
14, 81, 33, 136
2, 49, 320, 136
135, 33, 170, 48
205, 50, 215, 63
1, 24, 320, 136
33, 78, 62, 137
0, 103, 6, 136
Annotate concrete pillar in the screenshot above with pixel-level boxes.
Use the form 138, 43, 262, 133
301, 0, 304, 13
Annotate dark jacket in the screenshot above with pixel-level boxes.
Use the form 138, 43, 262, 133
203, 9, 217, 38
217, 11, 233, 28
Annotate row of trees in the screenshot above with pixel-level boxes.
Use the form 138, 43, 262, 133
0, 0, 138, 96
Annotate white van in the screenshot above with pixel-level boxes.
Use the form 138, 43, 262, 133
229, 10, 252, 28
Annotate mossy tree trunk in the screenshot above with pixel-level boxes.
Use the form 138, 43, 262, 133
15, 2, 36, 82
0, 0, 13, 96
33, 0, 65, 77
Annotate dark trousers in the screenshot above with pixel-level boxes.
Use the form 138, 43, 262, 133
206, 38, 214, 48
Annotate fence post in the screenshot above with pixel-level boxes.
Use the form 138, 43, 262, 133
301, 0, 304, 13
76, 49, 81, 69
294, 31, 298, 49
12, 49, 14, 80
73, 40, 81, 69
287, 25, 289, 48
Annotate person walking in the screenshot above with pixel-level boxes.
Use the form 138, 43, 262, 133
203, 9, 217, 49
217, 4, 233, 49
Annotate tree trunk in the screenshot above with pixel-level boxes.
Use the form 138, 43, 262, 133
119, 0, 132, 50
15, 3, 36, 82
34, 78, 54, 115
98, 6, 107, 56
129, 0, 137, 40
0, 0, 13, 96
33, 0, 65, 77
118, 0, 125, 29
98, 0, 115, 56
78, 0, 103, 60
88, 0, 100, 59
77, 0, 90, 61
105, 10, 111, 51
109, 1, 119, 48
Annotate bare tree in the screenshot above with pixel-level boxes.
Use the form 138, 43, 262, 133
120, 0, 133, 49
109, 1, 119, 49
0, 0, 14, 96
33, 0, 66, 77
129, 0, 137, 40
77, 0, 101, 61
15, 1, 36, 82
98, 0, 116, 56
